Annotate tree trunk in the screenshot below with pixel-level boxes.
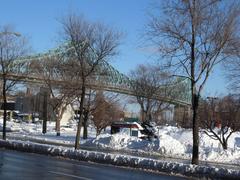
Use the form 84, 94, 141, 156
75, 85, 86, 149
192, 94, 199, 165
42, 91, 48, 134
142, 110, 147, 122
56, 117, 61, 136
222, 139, 228, 150
140, 109, 144, 122
83, 111, 88, 139
96, 128, 101, 137
147, 110, 152, 123
2, 78, 7, 140
55, 106, 65, 136
190, 15, 199, 164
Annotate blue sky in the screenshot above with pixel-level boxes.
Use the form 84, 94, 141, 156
0, 0, 228, 96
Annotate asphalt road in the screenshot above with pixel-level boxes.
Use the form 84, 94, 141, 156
0, 149, 188, 180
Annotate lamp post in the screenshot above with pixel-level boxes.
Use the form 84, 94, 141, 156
0, 31, 21, 140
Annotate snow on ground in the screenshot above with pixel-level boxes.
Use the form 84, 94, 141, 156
1, 118, 240, 165
1, 139, 239, 179
88, 126, 240, 164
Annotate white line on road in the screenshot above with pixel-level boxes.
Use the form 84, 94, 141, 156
75, 164, 98, 170
48, 171, 92, 180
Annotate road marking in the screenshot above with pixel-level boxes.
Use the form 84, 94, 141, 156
74, 164, 98, 170
48, 171, 92, 180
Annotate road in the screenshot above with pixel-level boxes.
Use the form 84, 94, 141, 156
0, 149, 188, 180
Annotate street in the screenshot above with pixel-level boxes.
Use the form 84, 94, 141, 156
0, 149, 188, 180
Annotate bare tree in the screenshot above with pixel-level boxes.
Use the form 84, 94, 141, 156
173, 105, 192, 128
82, 89, 97, 139
225, 53, 240, 93
130, 64, 172, 123
146, 0, 240, 164
30, 56, 77, 136
80, 90, 123, 139
60, 14, 121, 149
72, 89, 95, 140
199, 95, 240, 149
0, 25, 28, 140
92, 91, 123, 136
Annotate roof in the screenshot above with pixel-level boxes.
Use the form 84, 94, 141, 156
111, 121, 144, 130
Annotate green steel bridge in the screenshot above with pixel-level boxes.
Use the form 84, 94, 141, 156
2, 44, 191, 106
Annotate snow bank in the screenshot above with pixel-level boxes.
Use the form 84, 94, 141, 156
3, 118, 240, 165
86, 133, 185, 156
0, 139, 239, 179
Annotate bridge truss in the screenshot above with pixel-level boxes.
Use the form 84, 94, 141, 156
2, 43, 191, 106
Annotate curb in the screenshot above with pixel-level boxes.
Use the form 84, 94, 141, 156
0, 139, 239, 179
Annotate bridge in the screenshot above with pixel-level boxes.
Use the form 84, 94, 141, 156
1, 43, 191, 106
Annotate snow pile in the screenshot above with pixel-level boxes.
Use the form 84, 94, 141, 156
84, 126, 240, 163
0, 120, 21, 132
2, 117, 240, 165
86, 133, 159, 152
155, 126, 240, 164
87, 133, 185, 157
0, 139, 239, 179
158, 134, 186, 155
